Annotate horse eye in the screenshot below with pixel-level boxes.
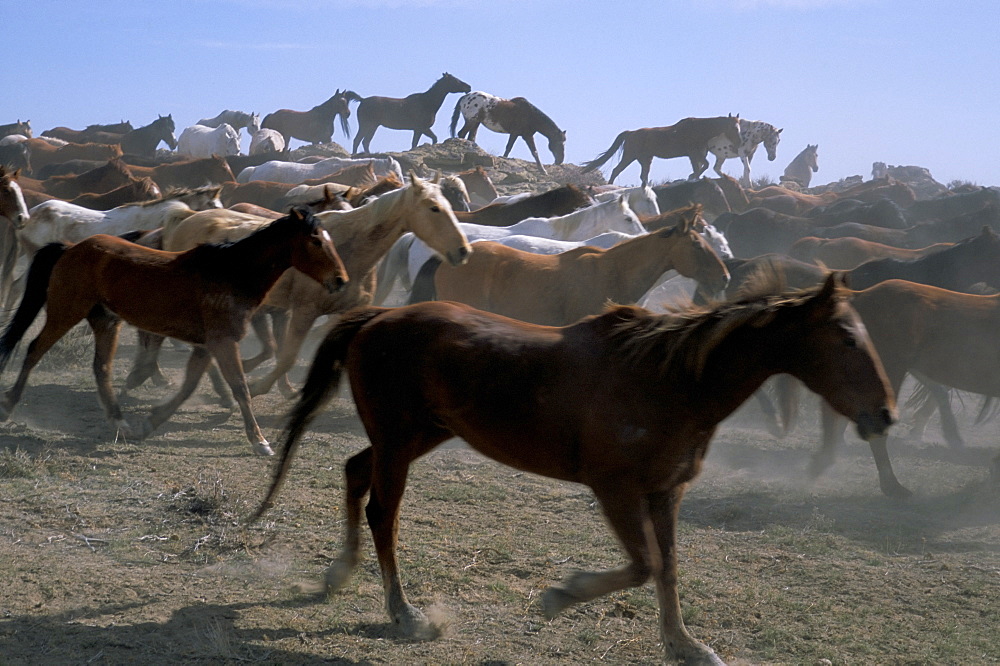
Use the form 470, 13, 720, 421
430, 205, 440, 213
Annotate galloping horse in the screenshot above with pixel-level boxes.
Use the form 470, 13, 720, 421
261, 90, 361, 146
251, 274, 894, 664
120, 115, 177, 158
352, 73, 471, 155
411, 211, 730, 325
0, 209, 347, 455
705, 119, 781, 186
450, 91, 566, 174
582, 115, 743, 186
780, 144, 819, 188
196, 109, 261, 136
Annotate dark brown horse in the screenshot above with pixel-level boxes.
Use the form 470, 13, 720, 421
582, 115, 743, 186
252, 274, 894, 663
450, 91, 565, 174
352, 73, 471, 155
128, 155, 236, 190
42, 158, 135, 199
653, 178, 732, 221
813, 279, 1000, 497
68, 176, 162, 209
411, 211, 730, 325
453, 183, 594, 226
42, 121, 133, 144
261, 90, 362, 147
119, 115, 177, 159
0, 208, 348, 456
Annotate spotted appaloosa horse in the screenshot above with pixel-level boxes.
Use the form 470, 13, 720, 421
450, 91, 566, 174
706, 119, 781, 186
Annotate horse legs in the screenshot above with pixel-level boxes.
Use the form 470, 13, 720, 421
411, 128, 436, 151
638, 157, 653, 187
139, 346, 212, 441
688, 151, 710, 180
86, 306, 131, 436
712, 153, 728, 179
325, 447, 374, 593
517, 134, 548, 175
207, 338, 272, 456
907, 374, 964, 449
241, 310, 276, 373
248, 306, 319, 398
122, 331, 170, 397
739, 154, 752, 186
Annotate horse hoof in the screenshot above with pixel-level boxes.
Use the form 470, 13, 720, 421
395, 604, 439, 641
324, 558, 355, 594
248, 380, 269, 398
254, 440, 275, 456
541, 586, 577, 619
138, 417, 157, 440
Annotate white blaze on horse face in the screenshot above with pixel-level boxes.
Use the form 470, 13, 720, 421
321, 229, 332, 243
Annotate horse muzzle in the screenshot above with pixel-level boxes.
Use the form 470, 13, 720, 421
855, 406, 896, 441
447, 245, 472, 266
325, 275, 349, 294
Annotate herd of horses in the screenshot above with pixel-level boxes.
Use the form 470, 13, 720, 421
2, 73, 998, 664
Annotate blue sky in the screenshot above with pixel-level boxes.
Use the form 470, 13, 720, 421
7, 1, 998, 187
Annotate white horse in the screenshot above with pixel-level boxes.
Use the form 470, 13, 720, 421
197, 109, 261, 136
177, 123, 241, 159
236, 155, 403, 184
0, 135, 28, 147
706, 119, 782, 186
375, 196, 645, 303
249, 128, 286, 155
20, 187, 223, 255
593, 184, 660, 217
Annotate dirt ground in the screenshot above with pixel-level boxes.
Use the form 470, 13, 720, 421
1, 327, 999, 665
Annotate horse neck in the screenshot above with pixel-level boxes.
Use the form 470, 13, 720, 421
419, 79, 456, 111
591, 231, 692, 302
320, 188, 410, 276
217, 223, 302, 298
532, 109, 563, 142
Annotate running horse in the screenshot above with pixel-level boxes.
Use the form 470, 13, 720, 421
780, 144, 819, 188
120, 115, 178, 159
261, 90, 362, 147
352, 73, 471, 155
0, 167, 30, 305
582, 115, 743, 186
705, 119, 781, 186
450, 91, 566, 174
251, 274, 894, 664
0, 208, 347, 456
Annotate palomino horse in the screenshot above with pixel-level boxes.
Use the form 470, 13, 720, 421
0, 209, 347, 455
352, 73, 472, 154
780, 144, 819, 188
251, 274, 894, 664
248, 128, 285, 155
261, 90, 362, 146
450, 91, 566, 174
705, 119, 781, 186
120, 115, 178, 158
582, 115, 743, 186
813, 279, 1000, 497
126, 174, 471, 399
177, 124, 241, 159
411, 212, 730, 325
196, 109, 261, 136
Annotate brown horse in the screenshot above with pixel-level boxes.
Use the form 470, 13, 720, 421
653, 179, 732, 222
301, 161, 377, 188
453, 183, 594, 226
127, 155, 236, 190
262, 90, 362, 146
251, 274, 894, 663
582, 115, 743, 186
119, 115, 177, 158
68, 176, 162, 210
0, 209, 347, 456
454, 165, 498, 208
352, 73, 472, 154
813, 279, 1000, 497
42, 121, 133, 144
220, 180, 295, 211
451, 91, 565, 174
23, 139, 124, 177
789, 236, 954, 269
411, 212, 730, 325
43, 158, 135, 199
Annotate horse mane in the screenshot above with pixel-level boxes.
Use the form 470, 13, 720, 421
642, 204, 703, 232
127, 185, 221, 208
608, 270, 842, 381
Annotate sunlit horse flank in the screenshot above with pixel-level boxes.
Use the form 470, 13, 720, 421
705, 119, 781, 186
252, 272, 894, 665
352, 73, 471, 155
0, 208, 347, 455
582, 115, 743, 186
450, 91, 566, 174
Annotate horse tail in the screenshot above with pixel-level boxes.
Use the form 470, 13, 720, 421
250, 306, 388, 524
450, 97, 464, 138
0, 242, 67, 374
408, 256, 442, 305
581, 131, 629, 173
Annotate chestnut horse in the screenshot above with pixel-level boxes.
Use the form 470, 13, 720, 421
352, 73, 471, 154
789, 236, 954, 270
23, 139, 123, 177
410, 212, 730, 324
251, 274, 894, 664
262, 90, 361, 146
42, 158, 135, 199
0, 209, 347, 456
42, 121, 132, 143
69, 176, 162, 210
814, 279, 1000, 498
120, 115, 178, 159
127, 155, 236, 190
450, 91, 566, 174
582, 115, 743, 186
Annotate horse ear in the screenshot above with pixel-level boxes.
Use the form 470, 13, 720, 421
777, 128, 783, 134
433, 170, 442, 184
408, 170, 423, 188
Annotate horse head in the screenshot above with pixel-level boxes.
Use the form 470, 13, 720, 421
406, 170, 471, 266
764, 127, 782, 161
549, 130, 567, 165
440, 72, 472, 94
807, 144, 819, 172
